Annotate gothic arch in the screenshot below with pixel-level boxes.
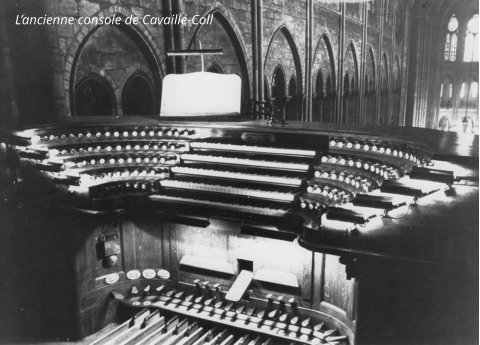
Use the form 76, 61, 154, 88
326, 76, 334, 93
121, 63, 154, 90
64, 7, 164, 116
344, 42, 360, 90
271, 64, 287, 99
344, 73, 350, 93
186, 5, 251, 99
206, 63, 224, 74
313, 33, 336, 91
289, 75, 297, 96
265, 24, 303, 95
122, 71, 155, 116
366, 47, 377, 90
315, 70, 324, 95
75, 73, 117, 116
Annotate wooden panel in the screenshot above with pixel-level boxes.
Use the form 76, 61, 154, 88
170, 223, 179, 283
179, 255, 235, 275
75, 218, 97, 291
176, 225, 231, 286
177, 226, 229, 263
312, 253, 357, 331
131, 215, 163, 270
121, 218, 137, 272
161, 222, 171, 273
323, 254, 348, 312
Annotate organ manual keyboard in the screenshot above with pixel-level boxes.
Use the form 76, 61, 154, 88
0, 119, 478, 345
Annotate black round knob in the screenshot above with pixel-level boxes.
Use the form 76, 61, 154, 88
103, 255, 118, 268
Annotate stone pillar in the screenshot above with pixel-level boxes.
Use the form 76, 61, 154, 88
163, 0, 176, 74
257, 0, 264, 119
337, 3, 346, 124
305, 0, 313, 122
172, 0, 186, 73
251, 0, 258, 118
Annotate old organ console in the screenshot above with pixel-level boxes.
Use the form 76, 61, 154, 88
0, 118, 478, 345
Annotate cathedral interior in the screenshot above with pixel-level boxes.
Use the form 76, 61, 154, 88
0, 0, 478, 344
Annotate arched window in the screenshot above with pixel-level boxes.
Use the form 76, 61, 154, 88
365, 75, 369, 92
207, 65, 222, 74
463, 14, 479, 62
272, 68, 285, 99
439, 79, 452, 110
344, 74, 350, 93
445, 15, 459, 61
75, 75, 115, 116
470, 82, 478, 99
444, 34, 451, 59
461, 83, 466, 98
288, 76, 297, 96
326, 77, 332, 93
460, 81, 479, 108
316, 72, 323, 95
123, 73, 154, 116
459, 82, 467, 107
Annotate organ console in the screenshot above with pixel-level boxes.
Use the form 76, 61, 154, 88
0, 118, 478, 345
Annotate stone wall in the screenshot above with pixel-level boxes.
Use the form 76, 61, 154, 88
2, 0, 413, 126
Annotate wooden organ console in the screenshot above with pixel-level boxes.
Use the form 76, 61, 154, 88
0, 118, 478, 345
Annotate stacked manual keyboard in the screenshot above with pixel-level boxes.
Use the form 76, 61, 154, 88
7, 121, 454, 238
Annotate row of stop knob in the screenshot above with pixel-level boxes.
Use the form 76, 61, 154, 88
69, 155, 177, 167
88, 168, 168, 180
36, 128, 196, 141
321, 155, 399, 179
300, 200, 328, 210
314, 170, 372, 191
329, 138, 421, 162
95, 180, 161, 195
306, 184, 352, 202
54, 142, 185, 155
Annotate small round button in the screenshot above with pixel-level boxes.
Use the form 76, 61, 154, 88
157, 269, 171, 279
105, 273, 120, 285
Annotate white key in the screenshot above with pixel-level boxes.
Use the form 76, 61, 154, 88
149, 195, 287, 217
171, 167, 302, 186
189, 142, 316, 157
181, 154, 309, 171
160, 180, 294, 202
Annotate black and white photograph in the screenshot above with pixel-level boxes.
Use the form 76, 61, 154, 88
0, 0, 478, 344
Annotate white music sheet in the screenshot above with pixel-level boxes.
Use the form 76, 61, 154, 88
160, 72, 241, 116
